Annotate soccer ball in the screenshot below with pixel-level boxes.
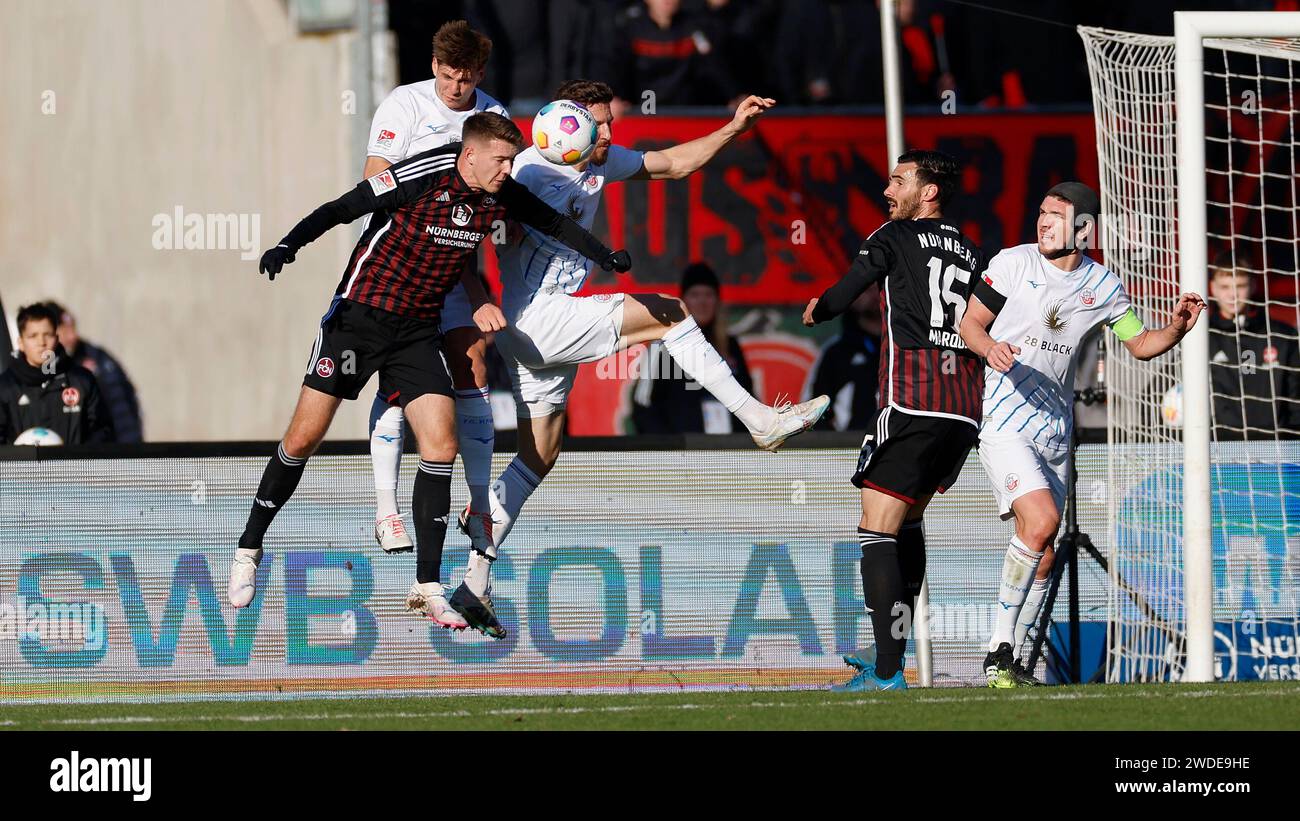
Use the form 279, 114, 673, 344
1160, 383, 1183, 428
532, 100, 597, 166
13, 427, 64, 446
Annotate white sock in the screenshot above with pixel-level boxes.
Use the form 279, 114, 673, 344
1014, 577, 1051, 660
490, 457, 542, 548
455, 387, 494, 512
370, 397, 404, 521
464, 552, 494, 596
660, 317, 774, 433
989, 537, 1043, 652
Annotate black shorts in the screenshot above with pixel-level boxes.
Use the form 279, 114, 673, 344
302, 298, 453, 406
851, 406, 978, 503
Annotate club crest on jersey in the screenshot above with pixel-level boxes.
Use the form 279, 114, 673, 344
62, 387, 80, 408
368, 170, 397, 195
315, 357, 335, 378
452, 203, 474, 226
1081, 288, 1096, 307
1005, 473, 1020, 492
1042, 301, 1070, 335
375, 129, 396, 148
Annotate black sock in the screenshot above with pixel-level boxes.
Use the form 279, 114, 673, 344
413, 460, 453, 584
897, 519, 927, 659
859, 527, 906, 679
238, 443, 308, 549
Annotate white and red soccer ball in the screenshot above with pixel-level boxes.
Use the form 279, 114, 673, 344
532, 100, 598, 166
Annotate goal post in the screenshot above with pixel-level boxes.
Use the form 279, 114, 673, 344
1082, 14, 1300, 684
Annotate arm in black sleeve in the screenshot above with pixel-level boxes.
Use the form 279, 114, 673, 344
497, 177, 616, 264
278, 156, 439, 252
811, 231, 892, 323
972, 276, 1007, 316
81, 375, 115, 444
1281, 336, 1300, 436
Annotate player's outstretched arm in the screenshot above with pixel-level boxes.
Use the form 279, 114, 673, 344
1121, 292, 1206, 361
497, 178, 631, 273
633, 95, 775, 181
803, 233, 891, 326
960, 295, 1019, 373
258, 159, 436, 280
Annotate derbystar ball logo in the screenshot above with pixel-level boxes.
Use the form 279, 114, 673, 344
452, 203, 473, 226
62, 387, 80, 407
1005, 474, 1020, 492
315, 357, 335, 378
1081, 288, 1096, 307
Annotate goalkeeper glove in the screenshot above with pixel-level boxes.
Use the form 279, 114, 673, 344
259, 244, 296, 280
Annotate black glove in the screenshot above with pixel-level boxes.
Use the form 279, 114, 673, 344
259, 244, 296, 280
601, 249, 632, 273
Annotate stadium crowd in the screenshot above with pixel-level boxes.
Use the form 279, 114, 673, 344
398, 0, 1300, 111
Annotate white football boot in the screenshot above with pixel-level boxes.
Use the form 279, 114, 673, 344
228, 547, 262, 608
405, 582, 469, 630
751, 394, 831, 452
375, 513, 414, 554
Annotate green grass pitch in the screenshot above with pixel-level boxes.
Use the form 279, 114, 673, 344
1, 681, 1297, 730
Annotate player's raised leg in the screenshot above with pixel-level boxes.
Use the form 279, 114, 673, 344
369, 394, 412, 553
984, 488, 1059, 688
401, 391, 468, 630
229, 386, 340, 607
619, 293, 829, 450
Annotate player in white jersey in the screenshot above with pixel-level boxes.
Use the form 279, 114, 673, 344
363, 21, 509, 558
443, 80, 830, 638
960, 182, 1205, 687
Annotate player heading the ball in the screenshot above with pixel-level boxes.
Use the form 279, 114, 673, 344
227, 112, 630, 632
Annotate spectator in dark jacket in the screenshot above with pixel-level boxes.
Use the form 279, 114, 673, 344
632, 262, 753, 433
0, 303, 114, 445
1207, 257, 1300, 440
45, 301, 143, 442
807, 287, 881, 430
598, 0, 740, 108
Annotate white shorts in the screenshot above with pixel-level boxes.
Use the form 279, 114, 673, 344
439, 283, 475, 333
496, 290, 626, 415
977, 433, 1070, 520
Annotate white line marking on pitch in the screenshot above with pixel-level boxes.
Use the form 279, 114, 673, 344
3, 685, 1297, 727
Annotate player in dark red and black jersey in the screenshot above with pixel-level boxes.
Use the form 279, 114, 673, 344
803, 148, 983, 690
227, 112, 630, 629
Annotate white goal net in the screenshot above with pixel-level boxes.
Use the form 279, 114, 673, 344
1081, 21, 1300, 683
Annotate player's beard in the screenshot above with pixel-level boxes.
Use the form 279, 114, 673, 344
590, 142, 610, 166
889, 193, 921, 220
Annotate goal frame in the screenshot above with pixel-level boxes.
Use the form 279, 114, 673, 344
1175, 12, 1300, 682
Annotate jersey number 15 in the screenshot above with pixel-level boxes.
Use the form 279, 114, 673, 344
926, 257, 972, 331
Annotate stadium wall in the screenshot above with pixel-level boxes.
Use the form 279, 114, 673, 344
0, 0, 369, 443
